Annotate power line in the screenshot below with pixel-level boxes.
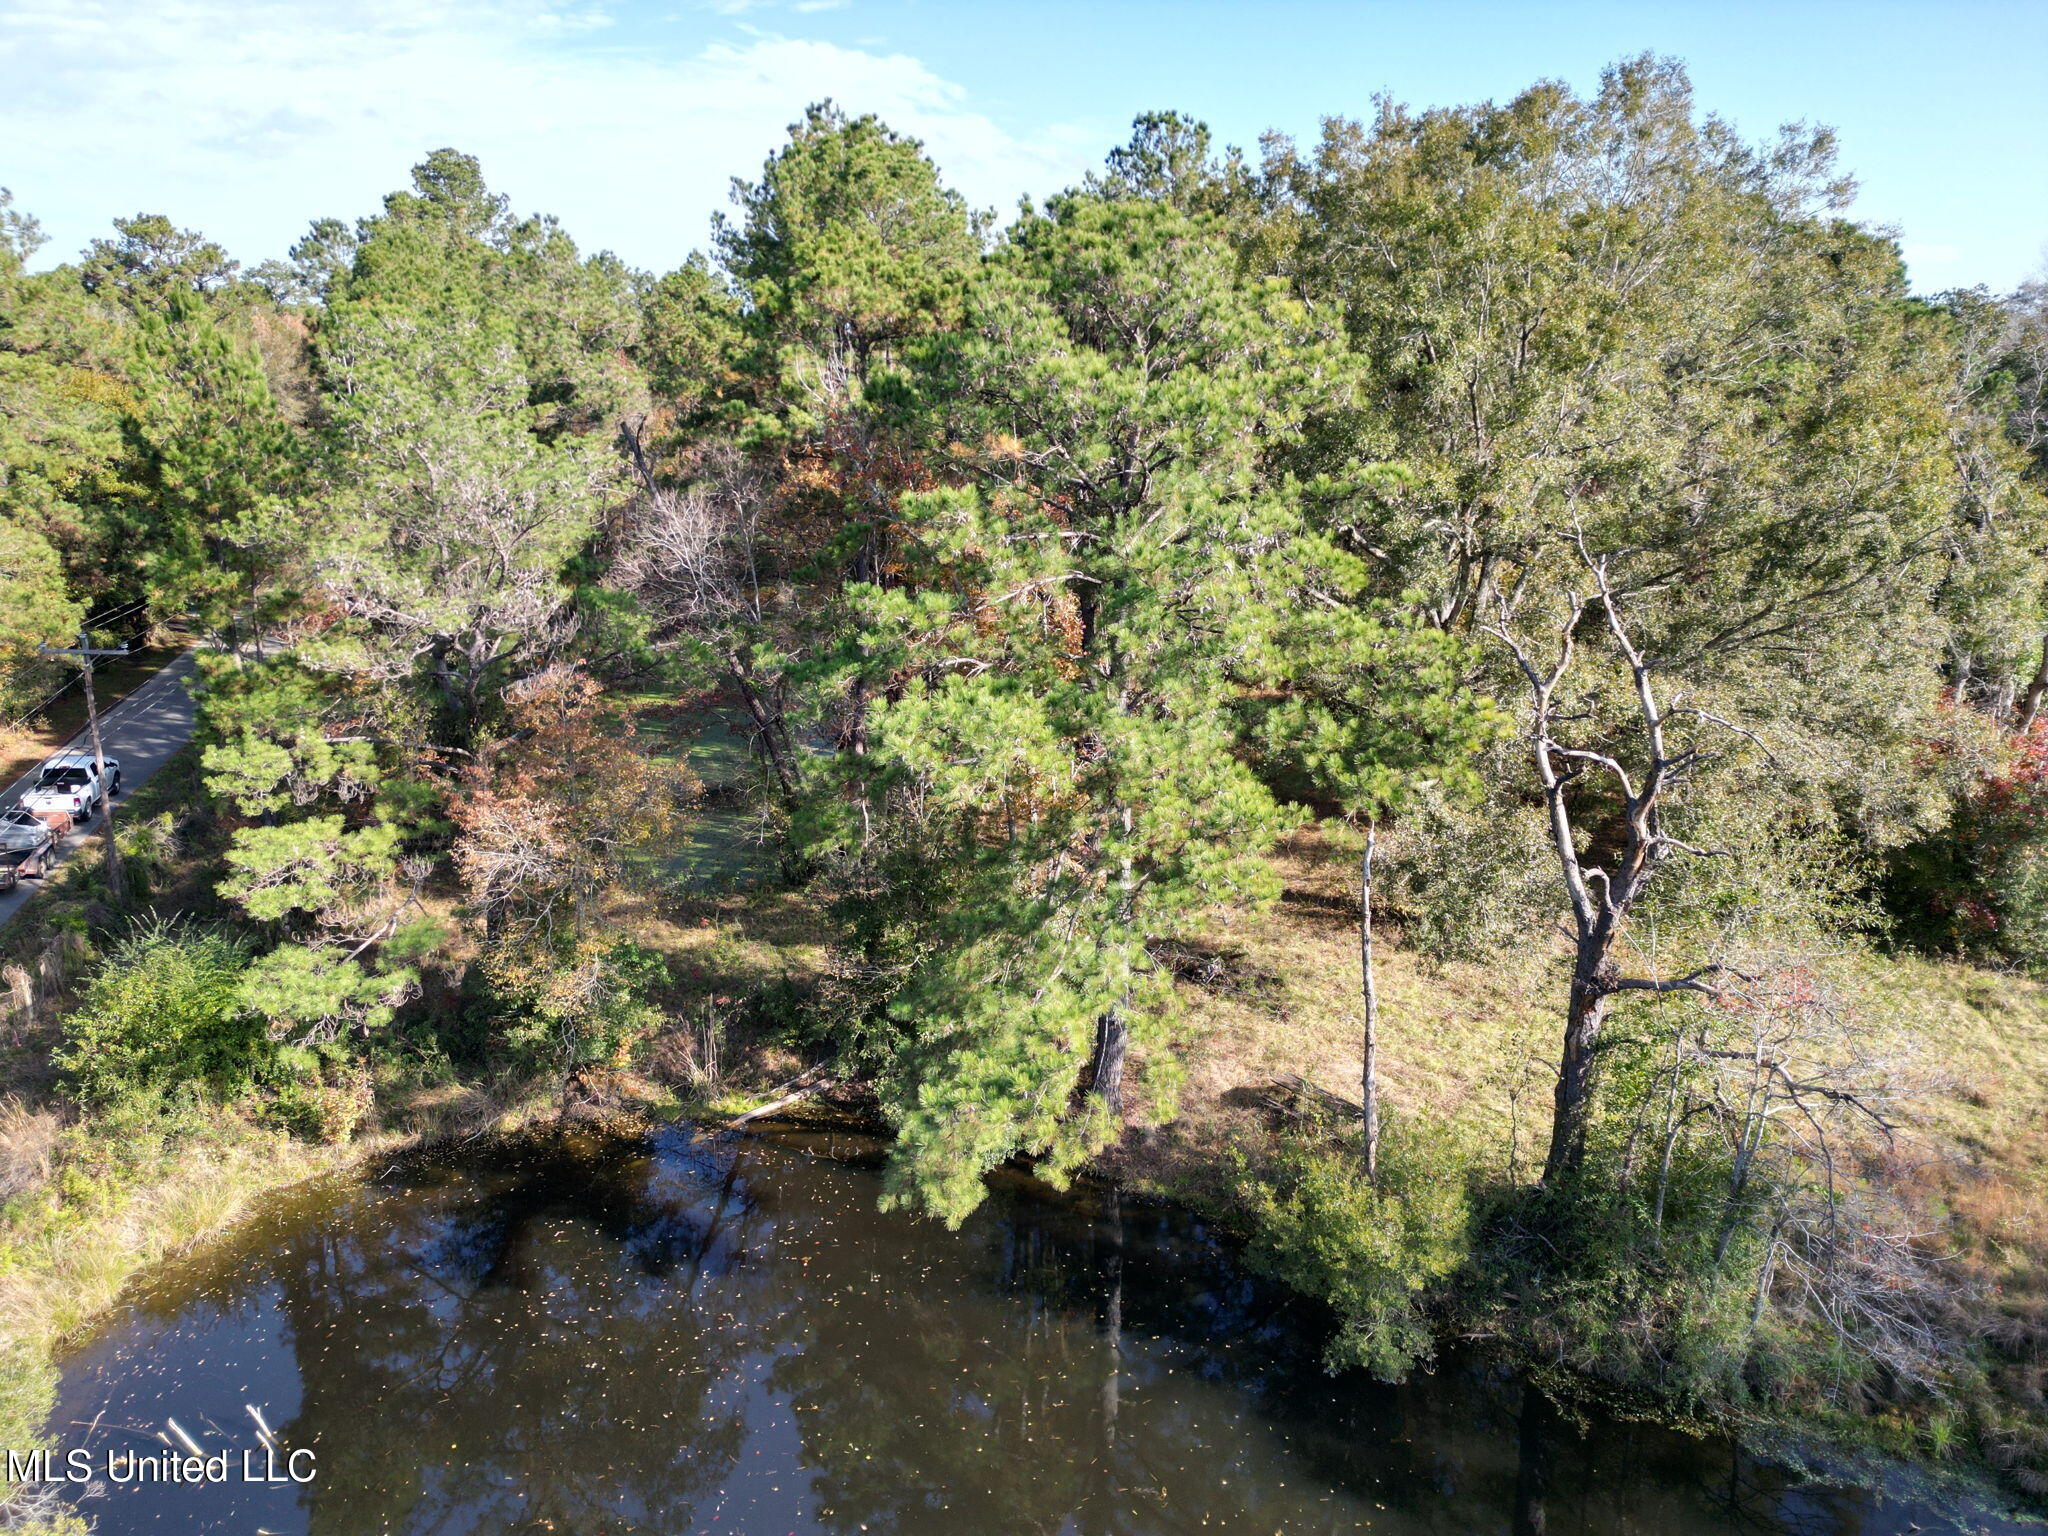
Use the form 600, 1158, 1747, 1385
5, 602, 157, 733
84, 600, 144, 627
3, 672, 86, 734
4, 605, 149, 732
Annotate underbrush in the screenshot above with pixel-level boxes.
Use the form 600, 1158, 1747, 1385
10, 772, 2048, 1520
1110, 828, 2048, 1512
1234, 1117, 1476, 1380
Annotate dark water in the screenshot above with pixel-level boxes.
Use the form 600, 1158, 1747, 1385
46, 1124, 2032, 1535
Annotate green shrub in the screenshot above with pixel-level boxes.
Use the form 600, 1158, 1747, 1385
480, 939, 671, 1076
1238, 1120, 1475, 1380
110, 810, 181, 901
260, 1060, 373, 1144
54, 925, 267, 1106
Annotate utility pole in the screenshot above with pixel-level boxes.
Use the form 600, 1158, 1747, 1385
38, 630, 128, 897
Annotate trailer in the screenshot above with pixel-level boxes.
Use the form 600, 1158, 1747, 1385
0, 808, 56, 891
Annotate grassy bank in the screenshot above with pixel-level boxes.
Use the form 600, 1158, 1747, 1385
592, 803, 2048, 1507
0, 1108, 341, 1533
0, 1064, 683, 1532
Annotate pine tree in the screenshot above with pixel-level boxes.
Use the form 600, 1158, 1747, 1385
815, 194, 1482, 1222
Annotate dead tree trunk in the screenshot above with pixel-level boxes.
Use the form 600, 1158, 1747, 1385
1489, 541, 1750, 1187
2018, 633, 2048, 730
725, 649, 800, 808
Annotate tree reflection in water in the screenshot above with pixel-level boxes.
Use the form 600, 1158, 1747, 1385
51, 1125, 2028, 1536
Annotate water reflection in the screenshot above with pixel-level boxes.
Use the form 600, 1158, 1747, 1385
49, 1124, 2027, 1536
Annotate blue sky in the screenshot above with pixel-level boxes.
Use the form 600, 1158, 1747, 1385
3, 0, 2043, 291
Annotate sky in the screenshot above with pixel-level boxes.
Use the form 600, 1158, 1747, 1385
2, 0, 2044, 293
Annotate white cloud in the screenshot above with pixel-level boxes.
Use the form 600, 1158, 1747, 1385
0, 0, 1100, 271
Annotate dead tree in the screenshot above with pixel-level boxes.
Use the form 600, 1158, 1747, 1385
1632, 970, 1956, 1387
615, 424, 803, 811
1486, 541, 1756, 1186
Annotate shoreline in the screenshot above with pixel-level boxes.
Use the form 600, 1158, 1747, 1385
3, 1086, 2038, 1535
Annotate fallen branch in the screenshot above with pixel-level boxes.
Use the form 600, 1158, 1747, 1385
1263, 1073, 1366, 1125
726, 1066, 835, 1129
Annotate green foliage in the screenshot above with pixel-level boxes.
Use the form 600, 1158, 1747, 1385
54, 926, 266, 1106
718, 101, 982, 391
0, 187, 44, 273
109, 809, 181, 902
639, 255, 741, 420
193, 649, 423, 1047
1239, 1123, 1475, 1380
259, 1053, 372, 1144
219, 816, 401, 923
487, 939, 671, 1077
11, 74, 2048, 1492
121, 289, 300, 627
0, 195, 144, 610
77, 214, 239, 311
815, 195, 1338, 1219
198, 653, 384, 812
1235, 587, 1502, 819
1270, 54, 2035, 839
1086, 111, 1249, 212
306, 186, 613, 738
237, 943, 416, 1042
1885, 726, 2048, 969
1380, 779, 1556, 966
316, 149, 644, 433
0, 518, 82, 702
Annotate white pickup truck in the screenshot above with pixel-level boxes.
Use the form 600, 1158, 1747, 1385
19, 750, 122, 827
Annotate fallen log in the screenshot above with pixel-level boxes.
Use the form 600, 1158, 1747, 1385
1266, 1072, 1365, 1124
726, 1066, 835, 1129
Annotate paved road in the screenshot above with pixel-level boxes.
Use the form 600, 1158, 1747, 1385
0, 650, 199, 928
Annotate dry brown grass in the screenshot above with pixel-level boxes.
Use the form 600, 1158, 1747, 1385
0, 1099, 61, 1203
1125, 825, 1560, 1193
1101, 825, 2048, 1307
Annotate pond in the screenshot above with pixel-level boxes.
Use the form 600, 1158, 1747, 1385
46, 1123, 2034, 1535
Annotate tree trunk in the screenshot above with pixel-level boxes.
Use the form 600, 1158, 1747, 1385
1360, 820, 1381, 1184
1100, 1180, 1123, 1440
725, 650, 799, 809
1091, 1008, 1128, 1119
2019, 633, 2048, 730
430, 639, 463, 729
1091, 799, 1137, 1124
1542, 958, 1614, 1184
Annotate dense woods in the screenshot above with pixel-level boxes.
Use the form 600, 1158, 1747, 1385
7, 55, 2048, 1504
